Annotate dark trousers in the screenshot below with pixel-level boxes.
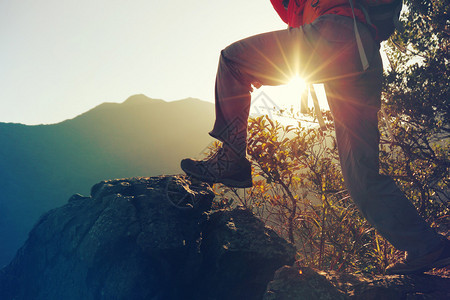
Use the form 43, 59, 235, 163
209, 15, 441, 257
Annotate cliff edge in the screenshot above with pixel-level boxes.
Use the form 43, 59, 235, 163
0, 175, 448, 299
0, 176, 295, 300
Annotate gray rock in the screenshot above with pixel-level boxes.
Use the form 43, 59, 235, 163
195, 208, 297, 300
0, 175, 296, 300
264, 265, 346, 300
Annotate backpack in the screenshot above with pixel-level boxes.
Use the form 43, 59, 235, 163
281, 0, 403, 41
349, 0, 403, 70
358, 0, 403, 41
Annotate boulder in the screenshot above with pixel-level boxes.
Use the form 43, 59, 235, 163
0, 176, 296, 300
264, 265, 346, 300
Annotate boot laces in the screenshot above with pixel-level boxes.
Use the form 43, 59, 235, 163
204, 147, 236, 177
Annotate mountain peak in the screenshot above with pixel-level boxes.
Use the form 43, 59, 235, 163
122, 94, 165, 105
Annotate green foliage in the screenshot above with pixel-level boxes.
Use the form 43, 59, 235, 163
381, 0, 449, 227
211, 116, 396, 273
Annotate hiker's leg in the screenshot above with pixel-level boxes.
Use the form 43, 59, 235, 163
182, 29, 311, 187
182, 15, 357, 187
208, 14, 378, 157
209, 27, 319, 156
325, 40, 442, 258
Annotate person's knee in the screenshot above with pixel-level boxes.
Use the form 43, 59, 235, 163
219, 49, 233, 67
221, 39, 243, 63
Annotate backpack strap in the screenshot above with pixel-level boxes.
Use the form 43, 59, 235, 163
309, 85, 327, 131
299, 85, 326, 131
349, 0, 370, 71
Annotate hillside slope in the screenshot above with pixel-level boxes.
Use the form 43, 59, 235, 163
0, 95, 214, 267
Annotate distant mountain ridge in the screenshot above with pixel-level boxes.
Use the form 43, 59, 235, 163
0, 94, 215, 267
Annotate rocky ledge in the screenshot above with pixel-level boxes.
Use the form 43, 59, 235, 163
0, 175, 448, 299
0, 176, 295, 300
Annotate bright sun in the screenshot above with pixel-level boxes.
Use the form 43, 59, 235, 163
253, 76, 329, 126
289, 76, 307, 92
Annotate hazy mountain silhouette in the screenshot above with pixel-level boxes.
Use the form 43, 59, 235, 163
0, 94, 214, 267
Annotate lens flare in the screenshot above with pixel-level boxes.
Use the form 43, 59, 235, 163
289, 75, 307, 92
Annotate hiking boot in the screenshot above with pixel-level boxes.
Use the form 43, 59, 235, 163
386, 239, 450, 275
180, 148, 252, 188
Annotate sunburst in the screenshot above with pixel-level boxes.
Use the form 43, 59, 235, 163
254, 76, 329, 127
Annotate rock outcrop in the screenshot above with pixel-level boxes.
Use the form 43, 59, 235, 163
0, 175, 448, 300
0, 176, 296, 300
263, 264, 450, 299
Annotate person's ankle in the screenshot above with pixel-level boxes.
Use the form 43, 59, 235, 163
222, 145, 246, 160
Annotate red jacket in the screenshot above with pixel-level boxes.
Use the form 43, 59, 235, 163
270, 0, 366, 28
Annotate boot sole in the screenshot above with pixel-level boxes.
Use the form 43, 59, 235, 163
387, 255, 450, 275
430, 256, 450, 270
182, 167, 252, 188
217, 177, 253, 188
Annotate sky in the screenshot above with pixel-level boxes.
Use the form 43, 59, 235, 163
1, 1, 335, 125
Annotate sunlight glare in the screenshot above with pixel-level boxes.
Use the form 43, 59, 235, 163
254, 75, 329, 127
257, 75, 307, 112
289, 75, 307, 93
